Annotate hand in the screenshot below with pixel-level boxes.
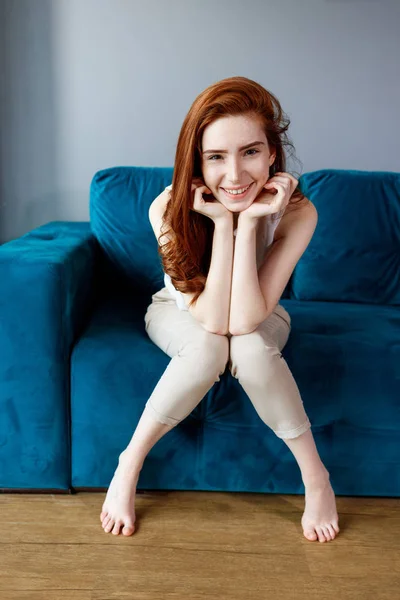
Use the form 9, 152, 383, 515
239, 172, 298, 222
191, 178, 232, 224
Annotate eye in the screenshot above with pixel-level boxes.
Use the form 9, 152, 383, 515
207, 148, 259, 161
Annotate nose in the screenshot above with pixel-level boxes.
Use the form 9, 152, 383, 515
227, 156, 241, 184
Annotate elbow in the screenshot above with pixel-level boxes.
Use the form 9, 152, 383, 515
202, 322, 229, 336
229, 324, 257, 336
229, 316, 268, 336
190, 308, 228, 336
229, 307, 269, 336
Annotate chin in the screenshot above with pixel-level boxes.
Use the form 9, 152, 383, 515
225, 204, 243, 212
228, 199, 254, 212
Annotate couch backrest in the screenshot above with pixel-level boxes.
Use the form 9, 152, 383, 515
90, 166, 400, 305
294, 169, 400, 305
90, 166, 173, 296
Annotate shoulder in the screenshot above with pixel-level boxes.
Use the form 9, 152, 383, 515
148, 186, 172, 224
148, 186, 173, 246
274, 196, 317, 242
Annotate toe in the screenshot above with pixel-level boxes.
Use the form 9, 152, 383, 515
332, 521, 340, 534
105, 518, 115, 533
100, 511, 108, 523
304, 528, 318, 542
316, 527, 326, 543
322, 526, 331, 541
122, 522, 135, 536
112, 521, 122, 535
327, 524, 336, 540
102, 515, 111, 529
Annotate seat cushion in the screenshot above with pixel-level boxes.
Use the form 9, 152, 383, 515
71, 293, 400, 496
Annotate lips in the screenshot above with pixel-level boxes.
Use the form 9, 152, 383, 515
221, 182, 254, 199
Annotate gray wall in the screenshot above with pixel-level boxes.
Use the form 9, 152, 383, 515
1, 0, 399, 243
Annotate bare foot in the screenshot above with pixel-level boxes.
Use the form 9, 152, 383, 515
100, 451, 140, 536
301, 470, 340, 543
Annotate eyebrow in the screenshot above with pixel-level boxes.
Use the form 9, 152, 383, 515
202, 141, 265, 155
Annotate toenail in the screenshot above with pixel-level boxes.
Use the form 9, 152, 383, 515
123, 527, 134, 535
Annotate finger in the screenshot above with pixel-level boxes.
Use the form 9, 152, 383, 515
193, 186, 209, 203
268, 174, 291, 181
274, 172, 299, 189
264, 181, 285, 193
193, 186, 212, 209
274, 171, 297, 181
192, 185, 206, 196
193, 193, 205, 210
268, 174, 295, 188
265, 181, 293, 199
265, 183, 286, 203
266, 176, 291, 191
195, 184, 211, 193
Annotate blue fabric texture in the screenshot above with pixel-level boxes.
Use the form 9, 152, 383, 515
0, 222, 100, 489
295, 169, 400, 304
1, 168, 399, 496
71, 293, 400, 496
90, 166, 174, 297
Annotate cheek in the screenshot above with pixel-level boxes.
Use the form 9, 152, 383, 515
255, 159, 270, 175
202, 166, 218, 187
201, 163, 212, 179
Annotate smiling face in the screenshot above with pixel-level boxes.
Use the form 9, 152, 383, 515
201, 113, 276, 219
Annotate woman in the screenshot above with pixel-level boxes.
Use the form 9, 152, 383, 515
100, 76, 340, 543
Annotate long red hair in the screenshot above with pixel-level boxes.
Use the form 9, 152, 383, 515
159, 76, 306, 307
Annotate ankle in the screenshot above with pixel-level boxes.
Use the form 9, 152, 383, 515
302, 465, 330, 488
118, 450, 143, 475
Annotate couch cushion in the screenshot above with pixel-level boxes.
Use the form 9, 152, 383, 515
71, 293, 400, 495
293, 169, 400, 305
90, 166, 174, 296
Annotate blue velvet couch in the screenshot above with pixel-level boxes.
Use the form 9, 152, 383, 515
1, 167, 399, 496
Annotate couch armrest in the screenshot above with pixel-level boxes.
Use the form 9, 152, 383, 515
0, 221, 101, 490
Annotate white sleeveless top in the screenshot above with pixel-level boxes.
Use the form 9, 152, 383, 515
162, 184, 285, 311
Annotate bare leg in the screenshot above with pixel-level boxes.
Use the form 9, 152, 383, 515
282, 428, 340, 543
100, 405, 176, 536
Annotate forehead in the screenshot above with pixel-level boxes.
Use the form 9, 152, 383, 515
202, 114, 266, 149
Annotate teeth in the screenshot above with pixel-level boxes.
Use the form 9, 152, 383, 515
224, 184, 250, 195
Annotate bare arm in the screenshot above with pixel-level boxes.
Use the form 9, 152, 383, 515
192, 217, 233, 335
229, 199, 317, 336
228, 215, 267, 336
148, 188, 234, 335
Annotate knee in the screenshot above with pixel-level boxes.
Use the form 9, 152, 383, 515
183, 329, 229, 375
229, 332, 281, 378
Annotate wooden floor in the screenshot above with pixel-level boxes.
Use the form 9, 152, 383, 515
1, 490, 399, 599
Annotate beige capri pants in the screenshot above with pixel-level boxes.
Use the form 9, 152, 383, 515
144, 287, 311, 440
